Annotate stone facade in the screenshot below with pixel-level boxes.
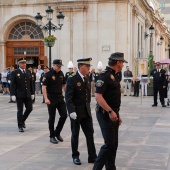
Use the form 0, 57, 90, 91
0, 0, 169, 75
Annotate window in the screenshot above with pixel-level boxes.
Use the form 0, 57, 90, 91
14, 48, 39, 55
8, 21, 44, 40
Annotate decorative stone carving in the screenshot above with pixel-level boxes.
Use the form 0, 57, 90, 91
132, 5, 139, 16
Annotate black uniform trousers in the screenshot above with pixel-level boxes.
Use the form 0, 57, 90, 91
93, 110, 119, 170
16, 97, 33, 128
153, 83, 165, 105
47, 97, 67, 138
133, 81, 140, 96
70, 115, 97, 161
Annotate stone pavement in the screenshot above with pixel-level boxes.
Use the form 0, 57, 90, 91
0, 93, 170, 170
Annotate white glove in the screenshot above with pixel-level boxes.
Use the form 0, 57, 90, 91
41, 83, 43, 85
8, 80, 11, 84
11, 96, 16, 102
31, 95, 35, 100
70, 112, 77, 120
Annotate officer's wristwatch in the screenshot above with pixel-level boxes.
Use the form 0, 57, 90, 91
108, 110, 112, 114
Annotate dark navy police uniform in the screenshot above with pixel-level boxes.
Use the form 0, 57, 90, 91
151, 67, 166, 106
65, 58, 97, 164
43, 68, 67, 138
10, 62, 34, 129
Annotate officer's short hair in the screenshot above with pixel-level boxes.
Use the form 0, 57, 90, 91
108, 60, 117, 66
78, 63, 84, 69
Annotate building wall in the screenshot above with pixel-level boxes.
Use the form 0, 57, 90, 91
0, 0, 169, 75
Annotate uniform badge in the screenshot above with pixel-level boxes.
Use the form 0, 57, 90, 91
52, 76, 56, 80
96, 80, 104, 87
43, 77, 46, 81
17, 74, 20, 76
110, 74, 115, 81
32, 75, 34, 77
77, 82, 81, 86
154, 71, 156, 74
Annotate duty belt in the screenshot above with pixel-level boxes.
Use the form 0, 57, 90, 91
96, 104, 119, 114
47, 93, 63, 98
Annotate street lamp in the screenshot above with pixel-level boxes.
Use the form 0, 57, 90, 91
157, 36, 164, 45
34, 6, 65, 68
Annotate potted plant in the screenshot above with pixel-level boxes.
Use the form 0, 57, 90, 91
44, 35, 57, 47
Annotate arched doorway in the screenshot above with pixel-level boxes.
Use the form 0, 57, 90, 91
6, 21, 47, 69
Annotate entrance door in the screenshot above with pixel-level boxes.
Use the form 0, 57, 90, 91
6, 41, 47, 69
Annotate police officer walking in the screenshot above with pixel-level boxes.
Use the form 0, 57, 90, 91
42, 59, 67, 144
65, 58, 97, 165
92, 52, 127, 170
151, 62, 166, 107
10, 58, 35, 132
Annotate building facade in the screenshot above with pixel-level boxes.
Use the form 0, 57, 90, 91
0, 0, 169, 75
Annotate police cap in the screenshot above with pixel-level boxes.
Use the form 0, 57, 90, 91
18, 58, 26, 64
109, 52, 128, 63
155, 62, 160, 66
77, 58, 92, 66
53, 59, 64, 66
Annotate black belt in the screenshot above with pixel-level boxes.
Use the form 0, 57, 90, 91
47, 94, 63, 98
96, 104, 119, 114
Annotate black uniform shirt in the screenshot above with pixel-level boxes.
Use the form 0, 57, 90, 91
151, 69, 166, 86
42, 68, 65, 95
96, 66, 121, 108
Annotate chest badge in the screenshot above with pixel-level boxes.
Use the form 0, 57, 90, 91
77, 82, 81, 86
32, 75, 34, 77
52, 76, 56, 80
110, 74, 115, 81
17, 74, 20, 77
43, 77, 46, 81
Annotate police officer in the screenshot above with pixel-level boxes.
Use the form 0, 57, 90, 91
92, 52, 127, 170
65, 58, 97, 165
65, 61, 74, 82
40, 66, 49, 103
151, 62, 166, 107
10, 58, 35, 132
42, 59, 67, 144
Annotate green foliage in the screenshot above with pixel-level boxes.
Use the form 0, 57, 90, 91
148, 53, 154, 77
148, 53, 154, 87
44, 35, 56, 42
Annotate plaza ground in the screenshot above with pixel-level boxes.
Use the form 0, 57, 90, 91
0, 93, 170, 170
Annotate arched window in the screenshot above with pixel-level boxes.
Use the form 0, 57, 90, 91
8, 21, 44, 40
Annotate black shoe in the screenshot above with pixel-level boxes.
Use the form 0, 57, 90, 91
42, 101, 45, 103
88, 158, 97, 163
124, 94, 127, 96
18, 127, 24, 132
50, 137, 58, 144
162, 105, 166, 107
22, 122, 26, 128
8, 101, 14, 103
55, 135, 63, 142
152, 104, 157, 107
73, 158, 81, 165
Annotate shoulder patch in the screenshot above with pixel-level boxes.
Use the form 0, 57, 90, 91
96, 80, 104, 87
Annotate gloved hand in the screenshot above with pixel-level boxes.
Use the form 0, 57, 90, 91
11, 96, 16, 102
31, 95, 35, 100
70, 112, 77, 120
8, 80, 11, 84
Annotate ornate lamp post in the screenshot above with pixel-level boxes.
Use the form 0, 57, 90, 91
35, 6, 65, 68
148, 25, 154, 54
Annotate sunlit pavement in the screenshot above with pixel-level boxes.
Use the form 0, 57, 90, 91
0, 93, 170, 170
